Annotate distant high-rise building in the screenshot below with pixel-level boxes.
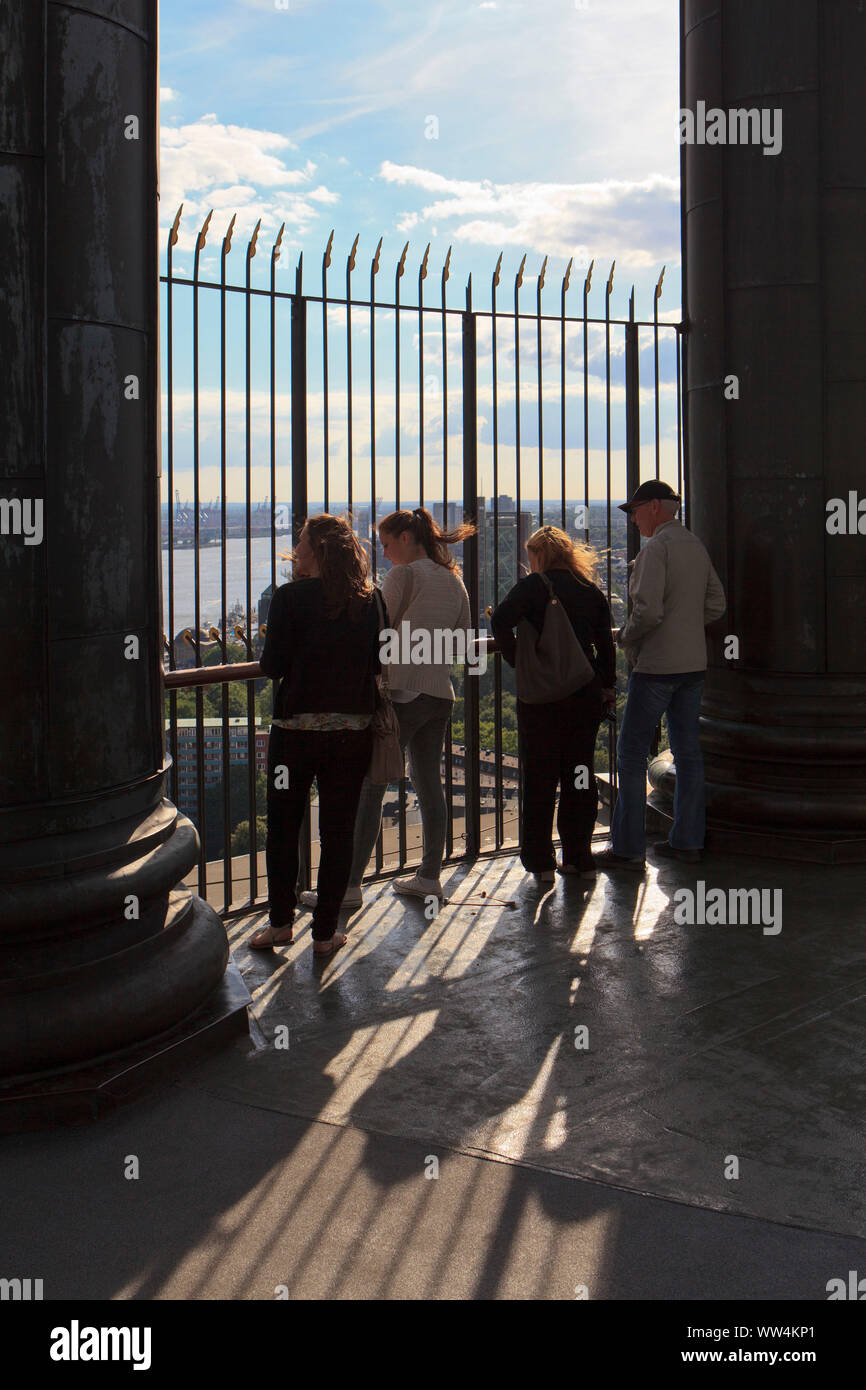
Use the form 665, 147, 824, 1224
477, 503, 532, 617
168, 718, 269, 820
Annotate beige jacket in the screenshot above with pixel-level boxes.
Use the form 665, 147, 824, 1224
618, 519, 726, 673
380, 557, 472, 699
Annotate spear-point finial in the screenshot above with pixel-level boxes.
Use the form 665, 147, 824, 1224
607, 259, 616, 294
248, 218, 261, 260
655, 264, 666, 301
493, 251, 502, 289
397, 241, 409, 278
196, 209, 213, 253
585, 258, 595, 295
223, 212, 237, 255
420, 243, 430, 281
442, 245, 452, 283
372, 236, 383, 276
516, 253, 526, 289
273, 221, 285, 263
538, 255, 548, 291
170, 204, 183, 248
348, 233, 359, 273
563, 255, 573, 294
323, 228, 334, 269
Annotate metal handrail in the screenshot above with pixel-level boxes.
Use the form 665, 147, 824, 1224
161, 633, 623, 690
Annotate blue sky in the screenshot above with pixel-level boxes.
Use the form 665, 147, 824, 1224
158, 0, 683, 507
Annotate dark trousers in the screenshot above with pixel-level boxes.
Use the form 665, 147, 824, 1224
517, 676, 604, 872
266, 724, 373, 939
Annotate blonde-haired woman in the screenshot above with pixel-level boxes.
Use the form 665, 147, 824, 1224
491, 526, 616, 880
250, 514, 381, 955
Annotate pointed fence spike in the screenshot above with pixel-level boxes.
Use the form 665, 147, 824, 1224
196, 209, 213, 253
248, 218, 261, 259
223, 213, 237, 254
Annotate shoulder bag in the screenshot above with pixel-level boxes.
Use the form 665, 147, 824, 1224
515, 571, 596, 703
368, 587, 405, 783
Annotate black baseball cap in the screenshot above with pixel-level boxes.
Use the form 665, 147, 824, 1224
618, 480, 681, 514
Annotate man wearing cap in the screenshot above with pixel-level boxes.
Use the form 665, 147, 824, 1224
596, 482, 726, 870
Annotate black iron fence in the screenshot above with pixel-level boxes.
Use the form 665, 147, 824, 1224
160, 209, 686, 916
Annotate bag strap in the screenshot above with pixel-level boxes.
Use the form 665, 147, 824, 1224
538, 570, 556, 601
372, 587, 391, 694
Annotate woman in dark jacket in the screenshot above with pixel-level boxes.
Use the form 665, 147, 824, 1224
490, 526, 616, 880
249, 514, 382, 955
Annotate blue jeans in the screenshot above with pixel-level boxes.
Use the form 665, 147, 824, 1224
349, 693, 453, 885
611, 672, 706, 858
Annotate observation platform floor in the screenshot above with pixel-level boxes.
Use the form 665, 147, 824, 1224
3, 845, 865, 1299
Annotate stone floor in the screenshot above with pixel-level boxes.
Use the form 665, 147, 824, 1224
210, 845, 866, 1239
3, 841, 865, 1299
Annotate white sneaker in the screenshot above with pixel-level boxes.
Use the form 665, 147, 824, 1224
298, 886, 363, 910
392, 873, 444, 901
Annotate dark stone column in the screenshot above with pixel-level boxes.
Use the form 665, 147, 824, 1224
0, 2, 246, 1119
658, 0, 866, 861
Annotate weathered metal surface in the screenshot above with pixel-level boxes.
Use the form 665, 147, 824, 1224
0, 0, 235, 1108
682, 0, 866, 844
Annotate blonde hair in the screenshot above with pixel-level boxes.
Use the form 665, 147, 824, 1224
526, 525, 600, 586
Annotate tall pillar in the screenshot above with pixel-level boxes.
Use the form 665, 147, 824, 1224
0, 2, 246, 1122
670, 0, 866, 860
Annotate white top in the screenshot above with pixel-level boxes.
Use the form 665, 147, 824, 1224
381, 557, 472, 701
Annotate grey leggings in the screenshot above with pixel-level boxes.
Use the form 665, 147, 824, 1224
349, 693, 452, 885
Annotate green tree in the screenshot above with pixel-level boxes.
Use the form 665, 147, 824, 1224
232, 816, 268, 854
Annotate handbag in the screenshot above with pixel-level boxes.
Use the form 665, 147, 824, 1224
368, 588, 405, 783
515, 571, 596, 703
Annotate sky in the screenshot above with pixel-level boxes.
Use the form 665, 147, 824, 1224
158, 0, 683, 508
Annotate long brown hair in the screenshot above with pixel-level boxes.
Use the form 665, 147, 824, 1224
379, 505, 476, 572
284, 513, 372, 619
526, 525, 600, 586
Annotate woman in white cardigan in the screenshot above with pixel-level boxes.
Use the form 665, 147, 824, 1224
302, 506, 474, 908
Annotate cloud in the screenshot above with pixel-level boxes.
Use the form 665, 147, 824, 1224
379, 163, 679, 268
160, 87, 179, 104
159, 114, 340, 256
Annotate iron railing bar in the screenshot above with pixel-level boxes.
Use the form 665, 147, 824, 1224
322, 230, 332, 510
158, 275, 681, 330
347, 235, 358, 517
536, 255, 546, 523
219, 219, 234, 911
491, 253, 503, 849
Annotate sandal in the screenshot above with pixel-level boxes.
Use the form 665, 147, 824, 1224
312, 931, 348, 957
248, 921, 294, 950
